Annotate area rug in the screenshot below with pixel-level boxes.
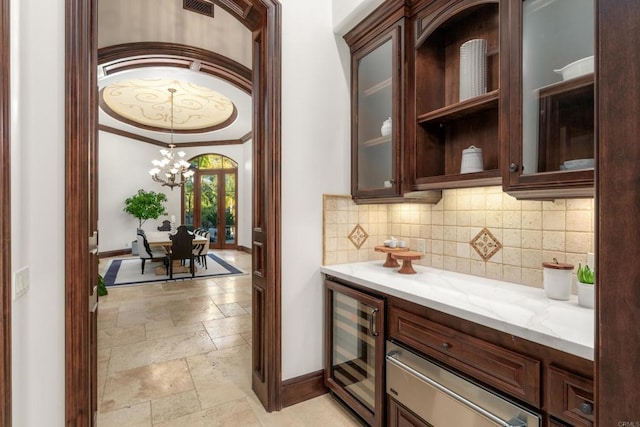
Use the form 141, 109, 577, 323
103, 253, 245, 287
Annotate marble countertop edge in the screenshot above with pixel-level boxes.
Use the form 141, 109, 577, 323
320, 261, 595, 361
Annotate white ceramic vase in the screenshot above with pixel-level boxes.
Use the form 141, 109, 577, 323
381, 117, 392, 136
578, 281, 595, 308
459, 38, 487, 101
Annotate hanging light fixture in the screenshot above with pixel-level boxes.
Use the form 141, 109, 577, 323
149, 88, 195, 190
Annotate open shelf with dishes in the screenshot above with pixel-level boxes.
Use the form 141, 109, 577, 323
411, 1, 501, 190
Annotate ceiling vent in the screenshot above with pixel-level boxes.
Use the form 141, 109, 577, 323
183, 0, 215, 18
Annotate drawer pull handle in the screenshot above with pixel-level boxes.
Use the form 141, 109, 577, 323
441, 342, 450, 350
578, 402, 593, 415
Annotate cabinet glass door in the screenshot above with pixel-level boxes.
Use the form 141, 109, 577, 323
521, 0, 594, 176
352, 25, 401, 198
331, 291, 378, 411
325, 280, 384, 426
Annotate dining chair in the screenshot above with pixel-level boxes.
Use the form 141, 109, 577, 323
168, 225, 195, 279
192, 229, 210, 269
137, 229, 169, 275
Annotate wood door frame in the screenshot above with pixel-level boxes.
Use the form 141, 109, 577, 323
189, 167, 239, 249
65, 0, 282, 421
0, 0, 11, 423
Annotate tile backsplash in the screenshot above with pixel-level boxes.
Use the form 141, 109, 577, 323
322, 187, 594, 290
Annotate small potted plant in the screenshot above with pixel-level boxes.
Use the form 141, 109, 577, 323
576, 263, 595, 308
123, 189, 168, 254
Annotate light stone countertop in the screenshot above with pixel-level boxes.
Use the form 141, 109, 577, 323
321, 261, 595, 361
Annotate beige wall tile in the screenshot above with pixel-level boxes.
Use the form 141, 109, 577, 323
522, 211, 542, 230
431, 240, 444, 255
565, 232, 592, 254
432, 225, 444, 240
503, 265, 522, 284
456, 211, 471, 227
503, 247, 522, 267
486, 262, 502, 280
486, 193, 503, 210
543, 211, 565, 231
457, 242, 470, 258
432, 210, 444, 225
470, 260, 486, 277
432, 254, 444, 269
503, 210, 522, 229
521, 230, 542, 249
470, 193, 487, 210
502, 193, 521, 210
444, 226, 457, 241
456, 258, 471, 274
543, 231, 566, 251
470, 211, 486, 227
457, 193, 471, 210
444, 241, 457, 257
503, 229, 522, 248
521, 200, 542, 211
522, 249, 543, 269
566, 210, 592, 232
566, 199, 592, 210
486, 211, 503, 228
456, 227, 470, 243
543, 199, 566, 211
443, 256, 457, 271
521, 268, 543, 287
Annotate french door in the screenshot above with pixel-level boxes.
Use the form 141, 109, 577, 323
185, 169, 237, 249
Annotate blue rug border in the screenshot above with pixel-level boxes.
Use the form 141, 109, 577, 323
103, 253, 245, 287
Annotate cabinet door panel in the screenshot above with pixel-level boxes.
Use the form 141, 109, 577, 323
504, 0, 595, 198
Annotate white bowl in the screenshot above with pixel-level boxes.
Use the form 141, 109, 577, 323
564, 158, 595, 170
554, 55, 594, 81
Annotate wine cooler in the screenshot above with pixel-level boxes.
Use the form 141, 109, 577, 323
325, 279, 385, 427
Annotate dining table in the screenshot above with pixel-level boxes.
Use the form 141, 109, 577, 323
145, 230, 209, 247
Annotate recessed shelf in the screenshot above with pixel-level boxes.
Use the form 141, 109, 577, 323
363, 77, 392, 97
362, 134, 391, 147
417, 90, 499, 124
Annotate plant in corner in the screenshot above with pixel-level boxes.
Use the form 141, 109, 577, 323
124, 189, 168, 229
577, 263, 595, 309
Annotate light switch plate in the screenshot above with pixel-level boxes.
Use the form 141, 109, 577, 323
13, 266, 29, 300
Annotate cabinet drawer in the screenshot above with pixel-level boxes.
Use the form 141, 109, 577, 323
546, 365, 594, 427
389, 307, 541, 406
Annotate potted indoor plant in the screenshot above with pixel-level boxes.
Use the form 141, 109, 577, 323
123, 189, 168, 254
576, 263, 595, 308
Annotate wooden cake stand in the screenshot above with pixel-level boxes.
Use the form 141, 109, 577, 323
374, 246, 409, 268
391, 251, 423, 274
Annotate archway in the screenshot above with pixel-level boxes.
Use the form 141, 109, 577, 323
65, 0, 282, 423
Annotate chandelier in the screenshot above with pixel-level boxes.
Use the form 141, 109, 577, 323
149, 88, 195, 189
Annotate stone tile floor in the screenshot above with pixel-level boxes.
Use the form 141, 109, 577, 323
98, 250, 361, 426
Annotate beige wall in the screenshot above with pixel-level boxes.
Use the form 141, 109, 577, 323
323, 187, 594, 291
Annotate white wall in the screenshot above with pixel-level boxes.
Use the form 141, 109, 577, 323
280, 0, 351, 380
98, 131, 252, 252
332, 0, 385, 35
10, 0, 66, 424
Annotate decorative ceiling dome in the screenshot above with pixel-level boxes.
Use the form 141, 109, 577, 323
101, 78, 237, 133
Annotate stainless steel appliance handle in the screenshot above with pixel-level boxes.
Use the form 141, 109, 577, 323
369, 308, 379, 336
386, 353, 526, 427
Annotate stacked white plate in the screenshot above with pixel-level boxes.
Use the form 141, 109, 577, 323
459, 38, 487, 102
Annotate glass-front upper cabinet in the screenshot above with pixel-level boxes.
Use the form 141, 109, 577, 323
505, 0, 595, 198
349, 22, 403, 201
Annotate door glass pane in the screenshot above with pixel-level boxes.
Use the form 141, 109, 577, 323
331, 292, 376, 411
183, 176, 194, 227
200, 174, 218, 244
357, 38, 393, 190
224, 173, 236, 245
521, 0, 594, 175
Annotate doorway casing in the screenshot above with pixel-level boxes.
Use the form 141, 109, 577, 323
65, 0, 282, 423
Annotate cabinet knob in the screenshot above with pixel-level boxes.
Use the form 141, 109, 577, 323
509, 163, 519, 173
441, 342, 450, 351
578, 402, 594, 415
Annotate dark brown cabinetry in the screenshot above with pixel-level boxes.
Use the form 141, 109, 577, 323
345, 3, 407, 203
502, 0, 595, 199
388, 398, 431, 427
346, 0, 596, 201
325, 279, 386, 426
546, 365, 595, 427
410, 0, 502, 191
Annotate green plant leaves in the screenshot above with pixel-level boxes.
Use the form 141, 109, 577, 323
577, 263, 595, 284
123, 189, 168, 228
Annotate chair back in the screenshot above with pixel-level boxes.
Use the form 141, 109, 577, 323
137, 230, 153, 258
170, 225, 195, 260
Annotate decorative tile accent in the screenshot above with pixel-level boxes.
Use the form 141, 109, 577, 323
348, 224, 369, 249
470, 227, 503, 261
